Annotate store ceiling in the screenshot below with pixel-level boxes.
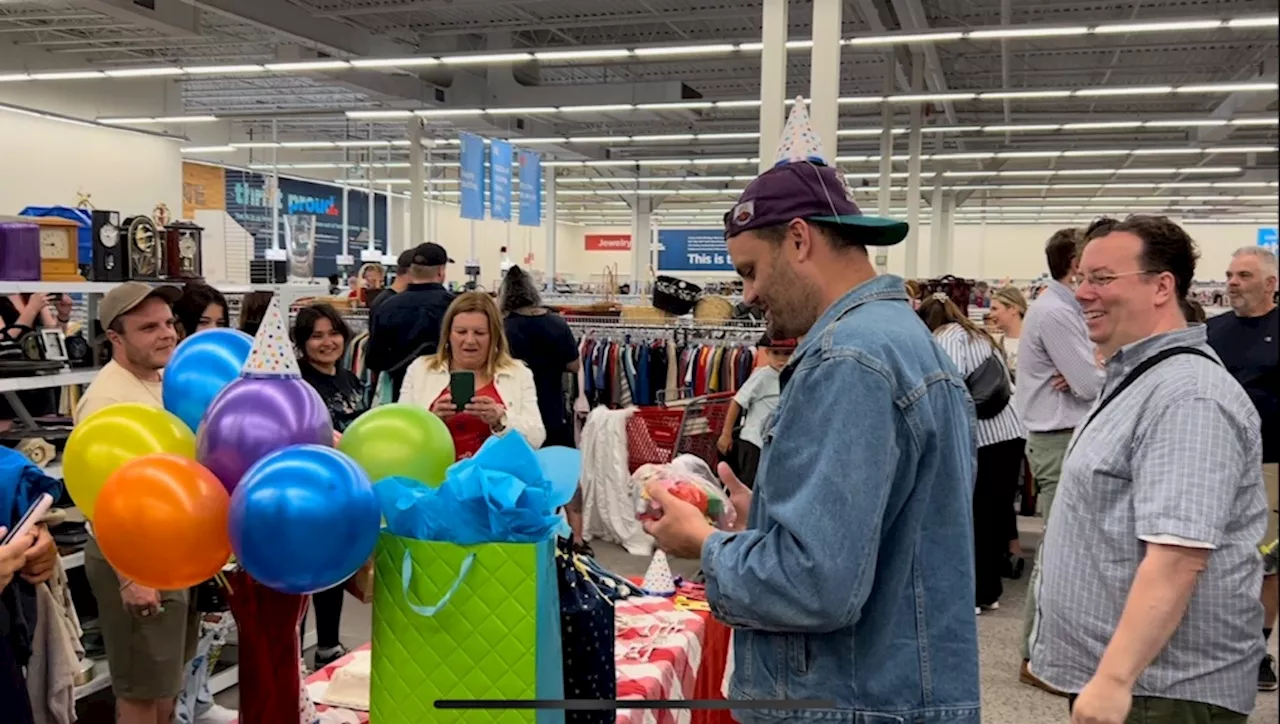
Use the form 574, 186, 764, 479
1, 0, 1276, 221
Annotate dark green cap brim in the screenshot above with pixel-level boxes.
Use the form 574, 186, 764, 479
808, 214, 909, 246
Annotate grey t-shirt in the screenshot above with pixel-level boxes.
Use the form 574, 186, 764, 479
733, 366, 780, 448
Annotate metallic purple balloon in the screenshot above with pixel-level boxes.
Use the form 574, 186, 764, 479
197, 376, 334, 494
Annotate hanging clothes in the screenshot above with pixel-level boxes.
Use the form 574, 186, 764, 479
574, 331, 759, 408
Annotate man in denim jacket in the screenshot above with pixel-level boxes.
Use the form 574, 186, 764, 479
645, 157, 981, 723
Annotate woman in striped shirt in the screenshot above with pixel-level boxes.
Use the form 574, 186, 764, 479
919, 293, 1025, 614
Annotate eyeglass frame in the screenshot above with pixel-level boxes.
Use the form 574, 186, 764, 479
1074, 269, 1165, 287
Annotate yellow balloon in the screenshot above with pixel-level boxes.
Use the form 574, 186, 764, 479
63, 403, 196, 520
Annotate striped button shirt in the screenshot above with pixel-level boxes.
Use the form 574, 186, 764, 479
1013, 281, 1103, 432
934, 324, 1024, 448
1029, 326, 1266, 715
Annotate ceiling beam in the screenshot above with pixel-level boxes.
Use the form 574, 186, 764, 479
849, 0, 910, 92
68, 0, 200, 36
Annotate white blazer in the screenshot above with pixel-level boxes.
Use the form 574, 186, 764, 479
400, 357, 547, 448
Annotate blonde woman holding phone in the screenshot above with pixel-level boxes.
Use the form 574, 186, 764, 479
400, 292, 545, 459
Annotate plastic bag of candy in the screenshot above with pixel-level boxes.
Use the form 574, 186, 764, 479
632, 454, 737, 530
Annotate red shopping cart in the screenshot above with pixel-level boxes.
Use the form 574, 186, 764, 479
624, 392, 735, 473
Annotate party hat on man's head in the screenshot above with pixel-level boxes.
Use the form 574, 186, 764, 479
641, 550, 677, 596
773, 97, 829, 167
241, 295, 301, 379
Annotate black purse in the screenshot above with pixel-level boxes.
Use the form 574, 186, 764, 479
966, 353, 1012, 420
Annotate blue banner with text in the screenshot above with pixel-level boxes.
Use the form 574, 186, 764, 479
518, 150, 542, 227
459, 132, 486, 221
489, 139, 514, 222
657, 229, 733, 272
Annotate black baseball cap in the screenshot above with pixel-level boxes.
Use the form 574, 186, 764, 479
723, 161, 908, 246
410, 242, 453, 267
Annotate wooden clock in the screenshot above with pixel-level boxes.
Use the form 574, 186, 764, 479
35, 217, 86, 282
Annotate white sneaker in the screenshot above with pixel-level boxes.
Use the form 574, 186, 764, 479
195, 704, 239, 724
975, 606, 982, 615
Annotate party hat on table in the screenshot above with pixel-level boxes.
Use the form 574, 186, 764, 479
241, 295, 301, 379
641, 550, 677, 595
773, 97, 829, 167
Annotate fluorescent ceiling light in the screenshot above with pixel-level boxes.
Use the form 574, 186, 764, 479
1227, 16, 1279, 27
263, 60, 350, 71
1094, 19, 1223, 33
29, 71, 104, 80
280, 141, 335, 148
440, 52, 534, 65
969, 26, 1089, 39
335, 140, 391, 147
1075, 85, 1174, 96
181, 146, 235, 153
182, 64, 265, 74
568, 136, 629, 143
485, 106, 558, 115
534, 49, 633, 61
349, 57, 439, 68
346, 110, 413, 119
984, 124, 1061, 132
891, 92, 977, 103
0, 74, 30, 82
415, 108, 484, 117
785, 40, 815, 49
158, 115, 217, 123
230, 142, 279, 149
104, 67, 183, 78
1061, 121, 1143, 130
978, 90, 1072, 100
846, 32, 963, 45
637, 101, 715, 110
1176, 82, 1279, 93
561, 104, 635, 112
632, 134, 697, 142
714, 100, 763, 108
634, 44, 738, 57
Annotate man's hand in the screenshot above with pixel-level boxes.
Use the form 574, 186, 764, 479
20, 525, 56, 584
716, 434, 733, 455
717, 462, 752, 532
1071, 675, 1132, 724
120, 581, 162, 619
641, 482, 715, 559
1050, 372, 1071, 393
0, 528, 35, 590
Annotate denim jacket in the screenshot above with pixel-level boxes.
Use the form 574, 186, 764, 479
701, 274, 981, 723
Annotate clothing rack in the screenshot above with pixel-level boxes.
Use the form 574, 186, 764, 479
566, 316, 765, 346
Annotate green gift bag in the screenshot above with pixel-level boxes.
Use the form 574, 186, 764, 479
371, 531, 566, 724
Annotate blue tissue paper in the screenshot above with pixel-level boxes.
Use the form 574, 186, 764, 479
374, 432, 581, 545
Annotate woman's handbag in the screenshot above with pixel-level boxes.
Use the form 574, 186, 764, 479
966, 353, 1012, 420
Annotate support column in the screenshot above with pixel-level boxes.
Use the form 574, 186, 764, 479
904, 54, 924, 279
930, 185, 946, 276
631, 196, 652, 293
876, 51, 895, 273
545, 172, 558, 289
808, 0, 843, 155
270, 119, 279, 253
758, 0, 789, 172
938, 195, 954, 274
408, 118, 425, 249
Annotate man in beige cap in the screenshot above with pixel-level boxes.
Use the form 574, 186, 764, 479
77, 282, 212, 724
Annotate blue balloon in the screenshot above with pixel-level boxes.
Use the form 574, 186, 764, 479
163, 329, 254, 433
229, 444, 380, 595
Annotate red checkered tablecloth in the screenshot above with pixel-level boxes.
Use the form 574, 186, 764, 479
242, 596, 711, 724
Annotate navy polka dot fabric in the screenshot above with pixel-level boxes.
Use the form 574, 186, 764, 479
557, 538, 616, 724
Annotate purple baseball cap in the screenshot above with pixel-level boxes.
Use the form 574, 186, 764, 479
723, 161, 909, 246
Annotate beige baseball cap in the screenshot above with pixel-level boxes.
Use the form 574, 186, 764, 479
98, 281, 182, 330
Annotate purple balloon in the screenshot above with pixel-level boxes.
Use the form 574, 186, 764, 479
197, 376, 333, 494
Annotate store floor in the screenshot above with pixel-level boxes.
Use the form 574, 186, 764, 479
103, 516, 1280, 722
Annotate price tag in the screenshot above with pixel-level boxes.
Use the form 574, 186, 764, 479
336, 254, 355, 266
263, 248, 287, 261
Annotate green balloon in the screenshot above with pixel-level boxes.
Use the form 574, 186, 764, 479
338, 404, 455, 487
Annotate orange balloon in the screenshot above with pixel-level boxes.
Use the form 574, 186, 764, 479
95, 453, 231, 591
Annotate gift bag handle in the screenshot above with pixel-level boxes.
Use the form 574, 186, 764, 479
401, 550, 475, 617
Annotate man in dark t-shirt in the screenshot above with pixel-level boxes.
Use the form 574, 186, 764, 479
1206, 245, 1279, 692
366, 243, 455, 401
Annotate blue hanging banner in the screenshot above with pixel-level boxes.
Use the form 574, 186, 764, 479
490, 139, 514, 222
656, 229, 734, 272
518, 150, 543, 228
1258, 227, 1278, 254
459, 132, 487, 221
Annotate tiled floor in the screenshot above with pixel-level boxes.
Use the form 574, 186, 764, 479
91, 516, 1280, 723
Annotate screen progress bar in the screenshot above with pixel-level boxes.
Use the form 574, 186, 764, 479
435, 700, 836, 711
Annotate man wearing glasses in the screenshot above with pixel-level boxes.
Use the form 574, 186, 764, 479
1013, 224, 1105, 693
1030, 216, 1265, 724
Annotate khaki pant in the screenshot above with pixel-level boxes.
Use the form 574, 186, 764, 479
1020, 429, 1074, 661
84, 538, 199, 700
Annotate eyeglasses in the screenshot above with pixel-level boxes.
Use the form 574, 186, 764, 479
1075, 270, 1158, 287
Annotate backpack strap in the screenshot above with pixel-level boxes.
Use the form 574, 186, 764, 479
1073, 346, 1218, 446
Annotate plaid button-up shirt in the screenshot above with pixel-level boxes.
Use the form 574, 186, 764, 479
1029, 325, 1267, 715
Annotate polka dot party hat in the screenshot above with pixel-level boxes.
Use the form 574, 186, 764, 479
641, 550, 677, 596
241, 295, 301, 379
773, 97, 829, 167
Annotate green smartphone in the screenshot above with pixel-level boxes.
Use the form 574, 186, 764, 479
449, 370, 475, 410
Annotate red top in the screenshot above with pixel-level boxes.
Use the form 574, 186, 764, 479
434, 382, 504, 460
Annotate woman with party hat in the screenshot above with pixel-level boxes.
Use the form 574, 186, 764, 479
641, 99, 982, 723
